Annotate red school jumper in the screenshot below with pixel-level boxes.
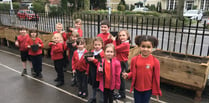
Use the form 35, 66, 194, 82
72, 49, 89, 72
26, 37, 43, 56
77, 28, 83, 37
97, 33, 115, 46
53, 31, 67, 42
49, 42, 64, 60
115, 41, 130, 62
16, 34, 30, 51
128, 54, 162, 96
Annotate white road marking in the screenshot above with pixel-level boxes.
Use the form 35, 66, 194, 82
0, 62, 88, 102
0, 49, 167, 103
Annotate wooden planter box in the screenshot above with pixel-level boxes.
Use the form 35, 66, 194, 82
153, 51, 209, 101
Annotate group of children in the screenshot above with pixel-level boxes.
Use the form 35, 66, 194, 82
15, 19, 162, 103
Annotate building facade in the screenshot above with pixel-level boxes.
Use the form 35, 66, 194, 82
109, 0, 209, 11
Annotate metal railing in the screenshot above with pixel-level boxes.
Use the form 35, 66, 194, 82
0, 10, 209, 57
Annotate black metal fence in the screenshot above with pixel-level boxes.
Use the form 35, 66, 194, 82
0, 10, 209, 57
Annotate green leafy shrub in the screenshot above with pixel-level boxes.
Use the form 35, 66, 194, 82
0, 3, 20, 11
33, 2, 45, 13
130, 4, 135, 11
117, 5, 125, 11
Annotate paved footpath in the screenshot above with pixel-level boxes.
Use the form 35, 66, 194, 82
0, 46, 209, 103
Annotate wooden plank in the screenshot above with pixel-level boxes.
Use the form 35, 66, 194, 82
156, 55, 209, 89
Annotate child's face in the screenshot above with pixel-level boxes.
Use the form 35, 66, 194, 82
56, 25, 63, 32
77, 43, 85, 50
105, 47, 114, 60
20, 29, 27, 35
101, 25, 109, 33
53, 36, 60, 43
139, 41, 153, 57
71, 36, 77, 41
118, 31, 128, 42
75, 22, 81, 29
94, 40, 102, 51
30, 32, 37, 38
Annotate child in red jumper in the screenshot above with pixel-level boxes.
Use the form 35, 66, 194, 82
122, 35, 162, 103
72, 38, 88, 98
49, 33, 66, 87
69, 19, 83, 37
86, 37, 104, 103
97, 43, 121, 103
114, 29, 130, 99
26, 30, 43, 78
53, 23, 68, 71
97, 20, 115, 46
15, 27, 32, 76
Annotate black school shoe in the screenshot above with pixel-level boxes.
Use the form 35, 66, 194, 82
55, 81, 64, 87
34, 73, 43, 78
31, 68, 36, 75
88, 98, 96, 103
54, 78, 59, 82
21, 69, 27, 76
114, 93, 126, 100
81, 92, 88, 98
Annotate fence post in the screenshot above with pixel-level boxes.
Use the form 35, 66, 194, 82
97, 14, 100, 34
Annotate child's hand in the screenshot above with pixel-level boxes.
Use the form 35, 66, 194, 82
72, 70, 76, 74
98, 67, 103, 72
72, 42, 76, 46
27, 45, 31, 48
108, 34, 115, 41
122, 72, 128, 79
38, 43, 42, 47
69, 28, 74, 31
87, 57, 95, 61
15, 41, 19, 47
61, 31, 64, 33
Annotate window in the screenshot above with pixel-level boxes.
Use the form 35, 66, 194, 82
167, 0, 178, 10
201, 0, 209, 10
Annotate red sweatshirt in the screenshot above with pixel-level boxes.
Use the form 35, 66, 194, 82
128, 54, 162, 96
97, 33, 115, 46
77, 28, 83, 37
25, 37, 43, 56
49, 42, 64, 60
16, 34, 30, 51
72, 49, 89, 72
116, 42, 130, 61
53, 31, 67, 41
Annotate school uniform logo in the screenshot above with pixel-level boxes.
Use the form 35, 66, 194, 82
146, 64, 150, 69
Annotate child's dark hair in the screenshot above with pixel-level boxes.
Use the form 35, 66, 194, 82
101, 20, 110, 28
76, 37, 86, 45
19, 26, 27, 31
135, 35, 158, 48
29, 30, 38, 37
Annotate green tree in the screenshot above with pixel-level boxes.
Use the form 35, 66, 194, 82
32, 0, 46, 13
61, 0, 68, 12
84, 0, 90, 10
177, 0, 185, 20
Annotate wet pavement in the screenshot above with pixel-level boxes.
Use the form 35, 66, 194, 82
0, 46, 209, 103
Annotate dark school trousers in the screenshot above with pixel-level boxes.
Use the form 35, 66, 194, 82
77, 70, 88, 93
119, 61, 128, 96
63, 50, 68, 68
103, 88, 114, 103
54, 59, 64, 82
134, 89, 152, 103
31, 55, 42, 74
